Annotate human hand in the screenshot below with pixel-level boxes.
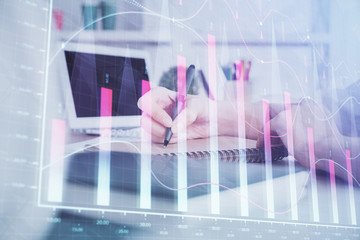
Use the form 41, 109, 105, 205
137, 87, 284, 145
268, 100, 338, 168
137, 87, 213, 143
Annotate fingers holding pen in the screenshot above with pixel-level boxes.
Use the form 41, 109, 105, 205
138, 86, 204, 144
140, 113, 178, 143
171, 109, 197, 135
137, 87, 176, 128
151, 135, 178, 144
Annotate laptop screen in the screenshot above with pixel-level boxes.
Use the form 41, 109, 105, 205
64, 50, 149, 118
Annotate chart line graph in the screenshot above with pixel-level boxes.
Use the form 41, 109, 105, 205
38, 0, 360, 228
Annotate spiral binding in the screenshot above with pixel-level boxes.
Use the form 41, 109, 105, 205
159, 145, 288, 163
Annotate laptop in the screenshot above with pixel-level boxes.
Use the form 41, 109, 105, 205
60, 43, 152, 135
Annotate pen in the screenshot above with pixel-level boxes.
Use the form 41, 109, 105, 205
198, 69, 215, 100
244, 60, 251, 81
163, 64, 196, 147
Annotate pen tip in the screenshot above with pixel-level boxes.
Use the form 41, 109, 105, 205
163, 140, 169, 148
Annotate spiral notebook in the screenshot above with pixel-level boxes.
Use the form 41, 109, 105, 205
85, 136, 288, 163
159, 145, 288, 163
67, 136, 304, 200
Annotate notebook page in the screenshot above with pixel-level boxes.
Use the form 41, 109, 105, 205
105, 136, 257, 155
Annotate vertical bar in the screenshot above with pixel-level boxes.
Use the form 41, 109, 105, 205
140, 81, 151, 209
346, 150, 357, 225
262, 99, 275, 218
284, 92, 298, 220
38, 0, 54, 206
97, 152, 111, 206
47, 119, 66, 202
100, 88, 112, 117
208, 34, 220, 214
140, 153, 151, 209
97, 87, 112, 206
177, 55, 187, 212
235, 61, 249, 216
307, 127, 320, 222
328, 159, 339, 223
141, 80, 151, 96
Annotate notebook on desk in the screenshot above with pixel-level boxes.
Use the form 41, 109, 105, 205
66, 136, 306, 200
83, 136, 288, 163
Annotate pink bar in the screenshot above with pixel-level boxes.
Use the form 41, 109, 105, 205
98, 88, 113, 205
307, 128, 316, 172
140, 80, 151, 117
262, 99, 275, 218
328, 159, 336, 187
101, 87, 113, 117
307, 127, 320, 221
177, 56, 188, 211
177, 55, 187, 103
141, 80, 151, 96
235, 61, 249, 216
176, 55, 187, 139
235, 61, 244, 97
48, 119, 66, 202
208, 34, 217, 101
208, 34, 220, 214
284, 91, 298, 220
262, 99, 272, 162
284, 92, 294, 157
329, 159, 339, 223
140, 84, 152, 207
235, 61, 245, 138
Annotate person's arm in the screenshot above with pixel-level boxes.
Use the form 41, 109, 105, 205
269, 100, 360, 182
317, 135, 360, 182
137, 87, 263, 143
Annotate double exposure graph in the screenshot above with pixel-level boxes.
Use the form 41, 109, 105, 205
38, 0, 360, 231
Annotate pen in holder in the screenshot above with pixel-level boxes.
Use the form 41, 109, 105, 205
82, 4, 98, 30
52, 9, 64, 30
100, 0, 117, 30
223, 60, 252, 102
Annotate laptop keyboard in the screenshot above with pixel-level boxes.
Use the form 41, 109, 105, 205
81, 127, 142, 139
